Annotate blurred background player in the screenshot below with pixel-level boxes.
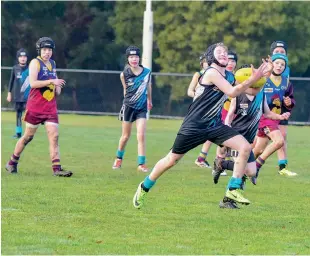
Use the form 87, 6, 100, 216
187, 53, 212, 168
5, 37, 73, 177
133, 42, 271, 210
270, 41, 296, 174
253, 53, 297, 183
7, 48, 29, 138
213, 64, 290, 189
113, 46, 153, 172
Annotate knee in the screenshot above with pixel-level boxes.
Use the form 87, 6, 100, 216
239, 143, 252, 156
274, 139, 284, 149
23, 135, 34, 145
165, 155, 178, 168
121, 134, 130, 142
246, 167, 256, 177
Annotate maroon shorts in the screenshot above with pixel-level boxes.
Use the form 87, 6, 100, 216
257, 124, 279, 138
24, 110, 58, 126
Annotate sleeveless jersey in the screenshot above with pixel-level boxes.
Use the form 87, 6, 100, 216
8, 64, 29, 102
123, 65, 151, 110
259, 75, 287, 127
179, 67, 235, 135
231, 90, 264, 143
26, 57, 57, 114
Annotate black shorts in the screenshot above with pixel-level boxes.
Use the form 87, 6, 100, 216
118, 104, 147, 123
279, 120, 288, 125
14, 102, 26, 112
172, 123, 240, 154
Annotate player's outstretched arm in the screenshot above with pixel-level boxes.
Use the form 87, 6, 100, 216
208, 64, 265, 98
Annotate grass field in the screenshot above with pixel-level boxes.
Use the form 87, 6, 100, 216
1, 111, 310, 255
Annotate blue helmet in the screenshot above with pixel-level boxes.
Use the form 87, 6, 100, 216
271, 53, 288, 66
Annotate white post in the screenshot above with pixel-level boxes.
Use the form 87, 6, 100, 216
142, 0, 153, 120
142, 0, 153, 70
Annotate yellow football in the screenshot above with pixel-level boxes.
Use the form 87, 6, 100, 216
235, 68, 267, 88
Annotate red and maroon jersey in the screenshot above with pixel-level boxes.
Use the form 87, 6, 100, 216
26, 57, 57, 114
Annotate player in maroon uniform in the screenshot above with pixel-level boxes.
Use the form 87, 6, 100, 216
5, 37, 73, 177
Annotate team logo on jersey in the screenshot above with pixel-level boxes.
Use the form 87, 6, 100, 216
127, 78, 134, 86
42, 66, 48, 76
40, 84, 55, 101
16, 72, 22, 79
271, 94, 281, 114
281, 86, 286, 90
240, 103, 248, 116
264, 88, 273, 93
53, 68, 56, 77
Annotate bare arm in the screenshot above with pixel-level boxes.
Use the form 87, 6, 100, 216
204, 61, 270, 98
7, 68, 15, 102
204, 68, 258, 98
29, 59, 52, 88
263, 98, 290, 120
187, 72, 200, 98
120, 72, 126, 97
147, 81, 153, 107
225, 97, 236, 126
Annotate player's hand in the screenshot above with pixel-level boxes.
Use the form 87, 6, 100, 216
147, 100, 153, 110
281, 112, 291, 120
283, 96, 292, 107
250, 61, 267, 83
51, 79, 66, 88
262, 55, 273, 77
7, 93, 12, 102
55, 86, 62, 95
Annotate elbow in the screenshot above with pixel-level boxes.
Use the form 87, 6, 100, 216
227, 92, 236, 98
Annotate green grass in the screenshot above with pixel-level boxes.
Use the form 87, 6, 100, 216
2, 111, 310, 255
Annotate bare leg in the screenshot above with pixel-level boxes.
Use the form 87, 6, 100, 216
259, 130, 284, 161
13, 126, 38, 156
45, 123, 60, 162
252, 136, 269, 159
149, 151, 184, 180
118, 121, 133, 151
277, 125, 288, 166
136, 118, 147, 157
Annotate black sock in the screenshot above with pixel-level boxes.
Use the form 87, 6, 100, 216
141, 183, 149, 192
279, 164, 286, 170
221, 160, 234, 171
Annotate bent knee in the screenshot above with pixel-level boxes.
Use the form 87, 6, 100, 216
246, 168, 256, 177
121, 134, 130, 142
23, 135, 34, 145
274, 139, 284, 149
239, 143, 252, 156
166, 155, 179, 168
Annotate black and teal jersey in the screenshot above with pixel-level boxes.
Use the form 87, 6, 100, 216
8, 64, 29, 102
231, 90, 265, 144
179, 67, 235, 135
123, 65, 151, 110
